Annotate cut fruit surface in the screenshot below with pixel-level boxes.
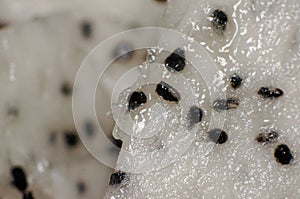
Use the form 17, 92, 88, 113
105, 0, 300, 198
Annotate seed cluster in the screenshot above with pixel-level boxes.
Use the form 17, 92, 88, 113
48, 128, 91, 195
99, 3, 300, 196
254, 131, 293, 165
256, 86, 290, 165
116, 10, 292, 187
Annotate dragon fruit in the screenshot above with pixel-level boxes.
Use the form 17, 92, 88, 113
0, 1, 165, 198
105, 0, 300, 198
0, 0, 299, 198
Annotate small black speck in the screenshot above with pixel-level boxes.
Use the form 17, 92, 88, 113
0, 22, 8, 29
156, 81, 181, 103
230, 73, 243, 89
164, 48, 186, 72
211, 9, 228, 33
274, 144, 293, 165
80, 21, 92, 38
208, 129, 228, 144
63, 131, 79, 148
23, 191, 34, 199
60, 82, 72, 96
109, 171, 127, 185
76, 181, 87, 195
213, 98, 239, 111
84, 121, 95, 137
258, 87, 284, 99
127, 91, 147, 111
256, 131, 279, 144
7, 107, 19, 117
49, 132, 57, 144
188, 106, 203, 126
10, 166, 28, 192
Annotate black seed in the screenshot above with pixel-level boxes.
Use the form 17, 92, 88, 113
7, 107, 19, 117
256, 131, 279, 144
49, 132, 57, 144
84, 121, 95, 137
258, 87, 284, 99
60, 82, 72, 96
164, 48, 186, 72
23, 191, 34, 199
208, 129, 228, 144
127, 91, 147, 111
0, 22, 8, 29
213, 98, 239, 111
112, 137, 123, 148
230, 73, 243, 89
156, 81, 181, 103
77, 181, 87, 195
109, 171, 126, 185
155, 0, 167, 2
63, 131, 79, 148
80, 21, 92, 38
110, 137, 123, 152
211, 9, 228, 33
274, 144, 293, 165
188, 106, 203, 126
11, 166, 28, 192
157, 142, 165, 150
